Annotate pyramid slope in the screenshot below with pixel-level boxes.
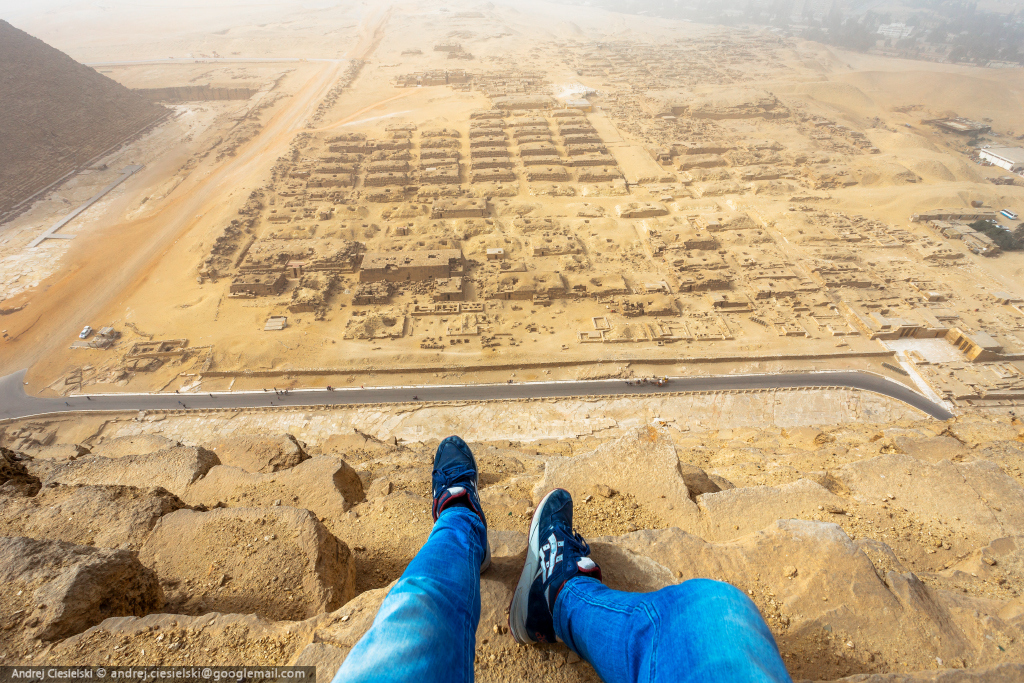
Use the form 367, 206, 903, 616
0, 20, 167, 217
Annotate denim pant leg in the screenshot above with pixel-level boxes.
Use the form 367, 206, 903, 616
554, 577, 792, 683
333, 507, 487, 683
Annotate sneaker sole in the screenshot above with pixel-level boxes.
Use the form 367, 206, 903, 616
508, 488, 560, 643
436, 437, 491, 573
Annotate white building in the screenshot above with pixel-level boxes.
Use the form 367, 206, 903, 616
877, 23, 914, 39
980, 147, 1024, 173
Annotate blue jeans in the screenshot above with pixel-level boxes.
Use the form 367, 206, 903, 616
334, 507, 792, 683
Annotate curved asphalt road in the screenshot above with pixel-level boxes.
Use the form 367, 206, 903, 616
0, 369, 954, 421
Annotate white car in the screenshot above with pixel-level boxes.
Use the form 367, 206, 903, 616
79, 325, 93, 339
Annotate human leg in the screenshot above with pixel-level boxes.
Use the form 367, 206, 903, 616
509, 488, 791, 683
554, 577, 792, 683
333, 436, 490, 683
333, 507, 486, 683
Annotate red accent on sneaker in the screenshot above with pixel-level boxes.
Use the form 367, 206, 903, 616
434, 486, 483, 522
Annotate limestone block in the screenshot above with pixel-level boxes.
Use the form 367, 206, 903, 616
697, 479, 844, 540
89, 434, 181, 458
43, 447, 219, 498
534, 429, 698, 524
138, 506, 354, 620
0, 484, 188, 550
833, 455, 1024, 546
206, 434, 309, 473
31, 444, 90, 461
182, 456, 365, 516
44, 611, 317, 666
893, 436, 967, 463
0, 536, 162, 643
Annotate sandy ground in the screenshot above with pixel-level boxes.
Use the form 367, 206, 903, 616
1, 0, 1023, 406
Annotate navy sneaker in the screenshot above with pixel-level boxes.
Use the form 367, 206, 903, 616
509, 488, 602, 644
431, 435, 490, 572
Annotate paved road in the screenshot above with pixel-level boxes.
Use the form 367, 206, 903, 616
0, 369, 954, 421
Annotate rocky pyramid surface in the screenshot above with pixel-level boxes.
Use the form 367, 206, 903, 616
2, 413, 1024, 682
0, 20, 166, 216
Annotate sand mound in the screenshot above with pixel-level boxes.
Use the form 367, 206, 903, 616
911, 159, 957, 182
869, 129, 943, 154
858, 161, 921, 187
944, 157, 987, 183
796, 81, 875, 114
843, 70, 1024, 130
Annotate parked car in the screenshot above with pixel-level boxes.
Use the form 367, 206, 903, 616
79, 325, 92, 339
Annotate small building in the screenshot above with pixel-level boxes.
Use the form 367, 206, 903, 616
486, 271, 566, 300
491, 95, 555, 110
470, 135, 507, 148
230, 272, 288, 297
962, 232, 1001, 256
616, 202, 668, 219
486, 248, 505, 260
472, 157, 514, 170
364, 172, 410, 187
530, 233, 582, 257
419, 166, 461, 185
621, 294, 678, 316
706, 292, 751, 311
470, 168, 515, 183
431, 198, 488, 219
923, 118, 991, 135
980, 147, 1024, 173
432, 277, 465, 302
519, 142, 558, 157
840, 302, 950, 340
911, 209, 998, 223
352, 281, 393, 305
359, 250, 465, 283
947, 328, 1004, 361
578, 166, 622, 182
912, 241, 964, 262
526, 166, 569, 182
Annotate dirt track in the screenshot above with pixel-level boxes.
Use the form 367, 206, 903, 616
346, 4, 392, 61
